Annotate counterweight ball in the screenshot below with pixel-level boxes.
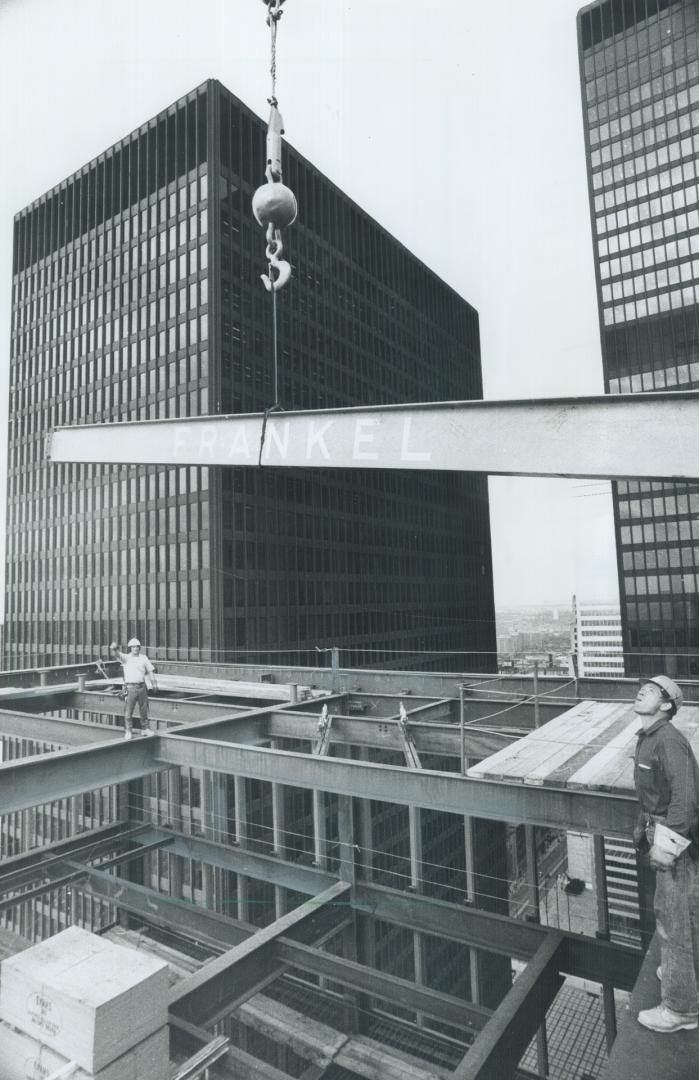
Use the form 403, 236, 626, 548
252, 182, 298, 230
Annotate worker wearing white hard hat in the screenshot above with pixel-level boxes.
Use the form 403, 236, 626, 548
108, 637, 158, 740
632, 674, 699, 1033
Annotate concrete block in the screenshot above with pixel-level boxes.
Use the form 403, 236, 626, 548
0, 1022, 169, 1080
0, 927, 168, 1072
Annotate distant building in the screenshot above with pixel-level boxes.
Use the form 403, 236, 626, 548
578, 0, 699, 678
571, 596, 624, 677
5, 79, 496, 672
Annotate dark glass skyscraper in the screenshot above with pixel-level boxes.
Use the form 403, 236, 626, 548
6, 80, 495, 671
578, 0, 699, 677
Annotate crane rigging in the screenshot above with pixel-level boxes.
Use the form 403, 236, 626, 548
45, 4, 699, 486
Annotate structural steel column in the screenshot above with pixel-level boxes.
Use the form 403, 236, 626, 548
356, 750, 376, 1034
233, 775, 249, 923
167, 768, 184, 900
312, 790, 327, 870
464, 792, 480, 1006
270, 742, 286, 919
524, 824, 549, 1080
337, 793, 361, 1033
594, 833, 617, 1050
409, 806, 427, 1029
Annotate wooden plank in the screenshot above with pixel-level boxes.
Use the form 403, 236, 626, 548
154, 674, 321, 702
542, 703, 634, 787
237, 996, 349, 1067
567, 718, 640, 792
467, 702, 594, 782
568, 707, 699, 794
335, 1035, 446, 1080
523, 703, 628, 787
468, 701, 616, 783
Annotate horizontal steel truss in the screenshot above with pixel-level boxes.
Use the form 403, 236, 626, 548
47, 390, 699, 479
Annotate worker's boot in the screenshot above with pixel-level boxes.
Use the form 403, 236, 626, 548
638, 1003, 698, 1032
124, 722, 133, 740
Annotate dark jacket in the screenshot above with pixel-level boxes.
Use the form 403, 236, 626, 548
633, 716, 699, 839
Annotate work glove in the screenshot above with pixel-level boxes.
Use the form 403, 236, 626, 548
649, 844, 677, 872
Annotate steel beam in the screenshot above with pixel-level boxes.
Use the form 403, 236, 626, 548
275, 940, 489, 1032
264, 712, 512, 759
0, 837, 173, 913
140, 826, 338, 894
452, 933, 565, 1080
169, 881, 351, 1025
0, 732, 638, 833
47, 391, 699, 480
66, 690, 249, 725
80, 868, 483, 1033
0, 706, 117, 746
0, 739, 168, 814
0, 821, 131, 884
156, 736, 638, 834
133, 828, 639, 989
78, 866, 254, 948
170, 1017, 310, 1080
0, 824, 144, 901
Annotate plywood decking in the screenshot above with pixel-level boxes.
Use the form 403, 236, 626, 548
467, 702, 699, 795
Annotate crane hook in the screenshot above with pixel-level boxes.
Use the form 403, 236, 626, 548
262, 223, 291, 292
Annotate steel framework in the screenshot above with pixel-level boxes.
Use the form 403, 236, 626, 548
0, 662, 647, 1080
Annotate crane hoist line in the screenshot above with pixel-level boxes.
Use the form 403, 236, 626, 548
252, 0, 298, 454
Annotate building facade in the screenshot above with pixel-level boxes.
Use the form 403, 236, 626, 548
578, 0, 699, 677
571, 596, 624, 676
6, 79, 496, 672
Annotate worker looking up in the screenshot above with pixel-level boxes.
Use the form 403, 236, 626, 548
632, 675, 699, 1033
109, 637, 158, 740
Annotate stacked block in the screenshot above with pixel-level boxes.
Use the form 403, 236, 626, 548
0, 927, 170, 1080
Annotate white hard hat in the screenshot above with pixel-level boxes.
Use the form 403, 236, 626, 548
127, 637, 141, 648
648, 675, 683, 711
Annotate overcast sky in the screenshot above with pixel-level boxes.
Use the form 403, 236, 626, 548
0, 0, 620, 613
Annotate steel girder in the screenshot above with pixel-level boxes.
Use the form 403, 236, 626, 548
0, 706, 117, 746
66, 690, 252, 725
452, 933, 566, 1080
173, 709, 514, 759
76, 869, 488, 1032
136, 826, 640, 990
169, 882, 352, 1025
0, 731, 638, 833
47, 390, 699, 480
0, 822, 137, 893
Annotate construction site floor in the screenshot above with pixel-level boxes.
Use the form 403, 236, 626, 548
601, 933, 699, 1080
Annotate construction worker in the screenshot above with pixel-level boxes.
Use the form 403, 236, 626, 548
109, 638, 158, 739
632, 674, 699, 1033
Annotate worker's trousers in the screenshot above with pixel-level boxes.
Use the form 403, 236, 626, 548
124, 683, 149, 728
655, 852, 699, 1014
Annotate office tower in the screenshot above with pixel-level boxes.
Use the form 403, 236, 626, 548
571, 596, 623, 676
578, 0, 699, 677
6, 79, 495, 672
